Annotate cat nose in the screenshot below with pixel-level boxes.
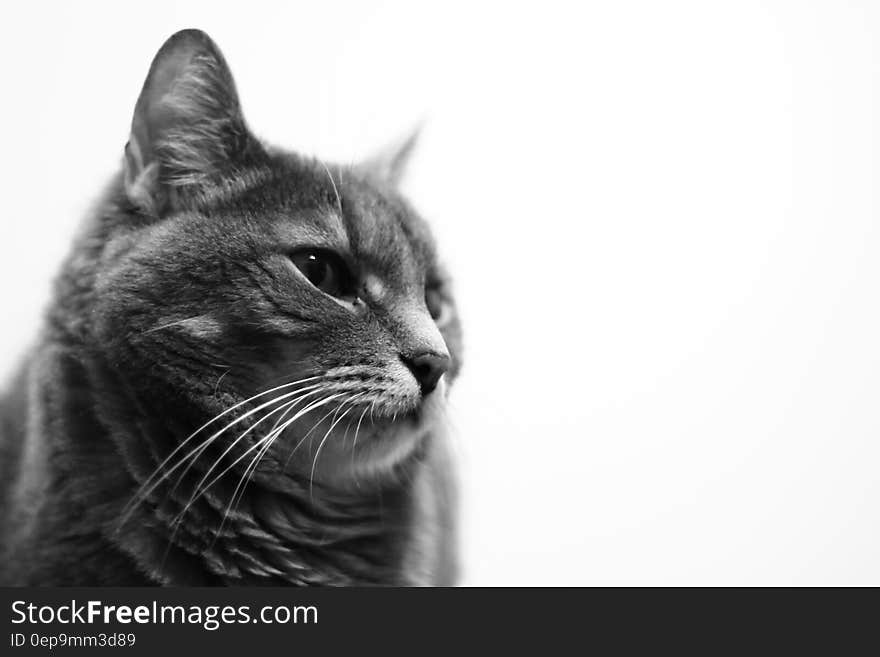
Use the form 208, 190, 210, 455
402, 351, 450, 396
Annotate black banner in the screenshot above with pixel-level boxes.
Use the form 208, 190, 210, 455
0, 587, 873, 653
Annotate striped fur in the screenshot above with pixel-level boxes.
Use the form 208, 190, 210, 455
0, 29, 462, 586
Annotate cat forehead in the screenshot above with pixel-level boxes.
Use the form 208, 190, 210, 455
341, 182, 431, 256
272, 162, 436, 271
185, 155, 437, 277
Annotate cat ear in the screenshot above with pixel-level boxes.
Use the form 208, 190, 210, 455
124, 29, 259, 214
360, 126, 421, 186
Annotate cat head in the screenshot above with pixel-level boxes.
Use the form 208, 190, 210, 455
88, 30, 461, 488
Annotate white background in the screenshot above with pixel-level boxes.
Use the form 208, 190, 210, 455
1, 1, 877, 585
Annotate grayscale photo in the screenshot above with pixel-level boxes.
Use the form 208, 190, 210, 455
0, 1, 877, 589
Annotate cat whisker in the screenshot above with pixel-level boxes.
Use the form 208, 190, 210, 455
180, 391, 352, 546
351, 404, 370, 458
280, 393, 357, 471
174, 387, 326, 519
339, 392, 368, 451
168, 429, 275, 549
349, 404, 371, 489
334, 393, 362, 452
320, 160, 343, 215
304, 402, 344, 463
123, 374, 321, 509
183, 392, 349, 517
121, 377, 324, 523
163, 407, 296, 574
268, 393, 302, 435
159, 387, 329, 557
309, 404, 353, 501
213, 368, 231, 397
208, 432, 277, 549
146, 387, 323, 516
142, 316, 209, 334
164, 386, 326, 507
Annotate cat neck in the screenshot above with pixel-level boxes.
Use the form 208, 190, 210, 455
94, 359, 421, 585
10, 339, 419, 585
123, 451, 420, 586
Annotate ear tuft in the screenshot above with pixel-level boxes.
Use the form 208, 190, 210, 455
124, 29, 257, 214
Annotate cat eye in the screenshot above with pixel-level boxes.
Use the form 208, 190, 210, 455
289, 250, 355, 300
425, 287, 451, 326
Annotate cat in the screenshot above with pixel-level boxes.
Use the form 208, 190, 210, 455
0, 29, 462, 586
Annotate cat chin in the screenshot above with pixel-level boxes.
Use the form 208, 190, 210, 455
344, 383, 448, 478
274, 382, 447, 486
